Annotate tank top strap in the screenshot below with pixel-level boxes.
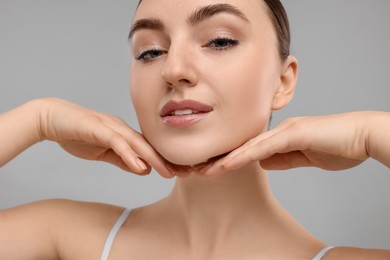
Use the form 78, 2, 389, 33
312, 246, 335, 260
100, 208, 132, 260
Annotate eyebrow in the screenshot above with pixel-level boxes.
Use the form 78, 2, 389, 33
128, 3, 250, 40
129, 18, 163, 39
188, 3, 250, 26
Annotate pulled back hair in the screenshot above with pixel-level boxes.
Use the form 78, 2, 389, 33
263, 0, 290, 59
136, 0, 290, 60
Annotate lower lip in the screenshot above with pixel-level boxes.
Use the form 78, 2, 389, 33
161, 113, 210, 128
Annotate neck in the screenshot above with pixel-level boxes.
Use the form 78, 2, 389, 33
171, 162, 273, 218
157, 162, 324, 257
165, 163, 281, 248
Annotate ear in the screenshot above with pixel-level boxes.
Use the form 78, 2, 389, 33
271, 56, 298, 110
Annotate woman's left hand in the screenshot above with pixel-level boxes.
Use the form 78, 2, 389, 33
200, 112, 390, 177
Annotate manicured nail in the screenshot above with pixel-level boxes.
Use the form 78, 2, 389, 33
204, 165, 222, 177
221, 156, 235, 167
195, 164, 212, 175
136, 157, 148, 171
164, 164, 177, 177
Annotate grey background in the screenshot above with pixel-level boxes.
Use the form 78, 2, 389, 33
0, 0, 389, 249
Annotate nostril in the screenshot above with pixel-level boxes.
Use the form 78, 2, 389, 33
161, 57, 198, 87
180, 79, 191, 84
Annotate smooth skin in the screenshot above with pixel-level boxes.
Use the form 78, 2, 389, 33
1, 0, 390, 259
0, 98, 172, 177
203, 112, 390, 176
1, 102, 390, 259
1, 104, 390, 259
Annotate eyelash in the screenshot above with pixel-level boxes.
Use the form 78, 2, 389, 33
135, 37, 239, 63
135, 48, 167, 63
205, 37, 239, 50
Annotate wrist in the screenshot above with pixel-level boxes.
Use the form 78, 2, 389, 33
0, 98, 49, 167
364, 111, 390, 168
24, 98, 57, 142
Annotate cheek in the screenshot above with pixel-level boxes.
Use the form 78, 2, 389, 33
128, 44, 280, 166
130, 65, 161, 127
208, 46, 279, 129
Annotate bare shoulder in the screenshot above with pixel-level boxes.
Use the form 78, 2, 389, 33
0, 198, 124, 231
0, 199, 125, 259
47, 199, 125, 258
326, 247, 390, 260
35, 198, 125, 224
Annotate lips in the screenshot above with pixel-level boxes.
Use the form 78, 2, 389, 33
160, 100, 213, 127
160, 100, 213, 117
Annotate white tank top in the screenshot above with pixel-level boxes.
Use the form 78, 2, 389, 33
100, 208, 132, 260
100, 208, 334, 260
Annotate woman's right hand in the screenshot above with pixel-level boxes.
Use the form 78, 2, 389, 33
0, 98, 177, 178
36, 98, 178, 178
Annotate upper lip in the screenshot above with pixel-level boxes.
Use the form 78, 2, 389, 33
160, 100, 213, 117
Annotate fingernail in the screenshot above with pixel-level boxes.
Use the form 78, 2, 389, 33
136, 157, 148, 171
222, 160, 237, 170
221, 156, 235, 167
195, 164, 211, 175
204, 165, 222, 177
164, 164, 177, 177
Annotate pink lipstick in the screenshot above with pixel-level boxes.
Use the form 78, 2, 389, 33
160, 100, 213, 128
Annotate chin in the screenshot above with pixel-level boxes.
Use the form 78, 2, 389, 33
153, 140, 237, 166
142, 121, 267, 166
156, 146, 214, 166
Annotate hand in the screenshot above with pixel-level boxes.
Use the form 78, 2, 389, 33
201, 112, 374, 177
37, 98, 177, 178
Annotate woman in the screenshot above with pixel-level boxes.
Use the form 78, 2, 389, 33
0, 0, 389, 259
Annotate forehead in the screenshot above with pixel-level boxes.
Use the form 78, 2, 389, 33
134, 0, 268, 25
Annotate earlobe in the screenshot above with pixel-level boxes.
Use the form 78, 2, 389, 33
272, 56, 298, 110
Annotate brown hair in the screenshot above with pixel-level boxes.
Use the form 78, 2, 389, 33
263, 0, 290, 59
136, 0, 291, 59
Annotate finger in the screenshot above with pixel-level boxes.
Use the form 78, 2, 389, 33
202, 121, 297, 176
198, 157, 228, 177
259, 151, 314, 170
222, 124, 307, 171
166, 163, 193, 177
127, 134, 176, 178
102, 121, 175, 178
82, 123, 154, 175
174, 170, 192, 178
261, 150, 363, 171
103, 133, 152, 175
222, 118, 296, 162
98, 149, 151, 176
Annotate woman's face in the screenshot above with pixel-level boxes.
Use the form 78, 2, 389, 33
130, 0, 294, 165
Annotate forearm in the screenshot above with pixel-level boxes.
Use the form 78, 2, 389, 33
366, 112, 390, 168
0, 100, 43, 167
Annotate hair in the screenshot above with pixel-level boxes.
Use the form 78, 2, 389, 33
136, 0, 291, 60
263, 0, 290, 59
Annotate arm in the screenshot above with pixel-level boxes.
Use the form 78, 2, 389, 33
0, 100, 42, 167
201, 111, 390, 176
0, 98, 178, 258
0, 98, 174, 177
0, 199, 125, 259
0, 201, 59, 259
367, 112, 390, 168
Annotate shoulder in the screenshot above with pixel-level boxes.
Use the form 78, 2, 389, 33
325, 247, 390, 260
36, 199, 125, 231
49, 199, 126, 258
0, 199, 126, 259
1, 199, 125, 230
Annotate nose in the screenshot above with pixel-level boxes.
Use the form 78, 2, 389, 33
161, 44, 198, 88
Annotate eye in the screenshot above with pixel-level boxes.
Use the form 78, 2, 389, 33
135, 48, 167, 63
205, 37, 239, 50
